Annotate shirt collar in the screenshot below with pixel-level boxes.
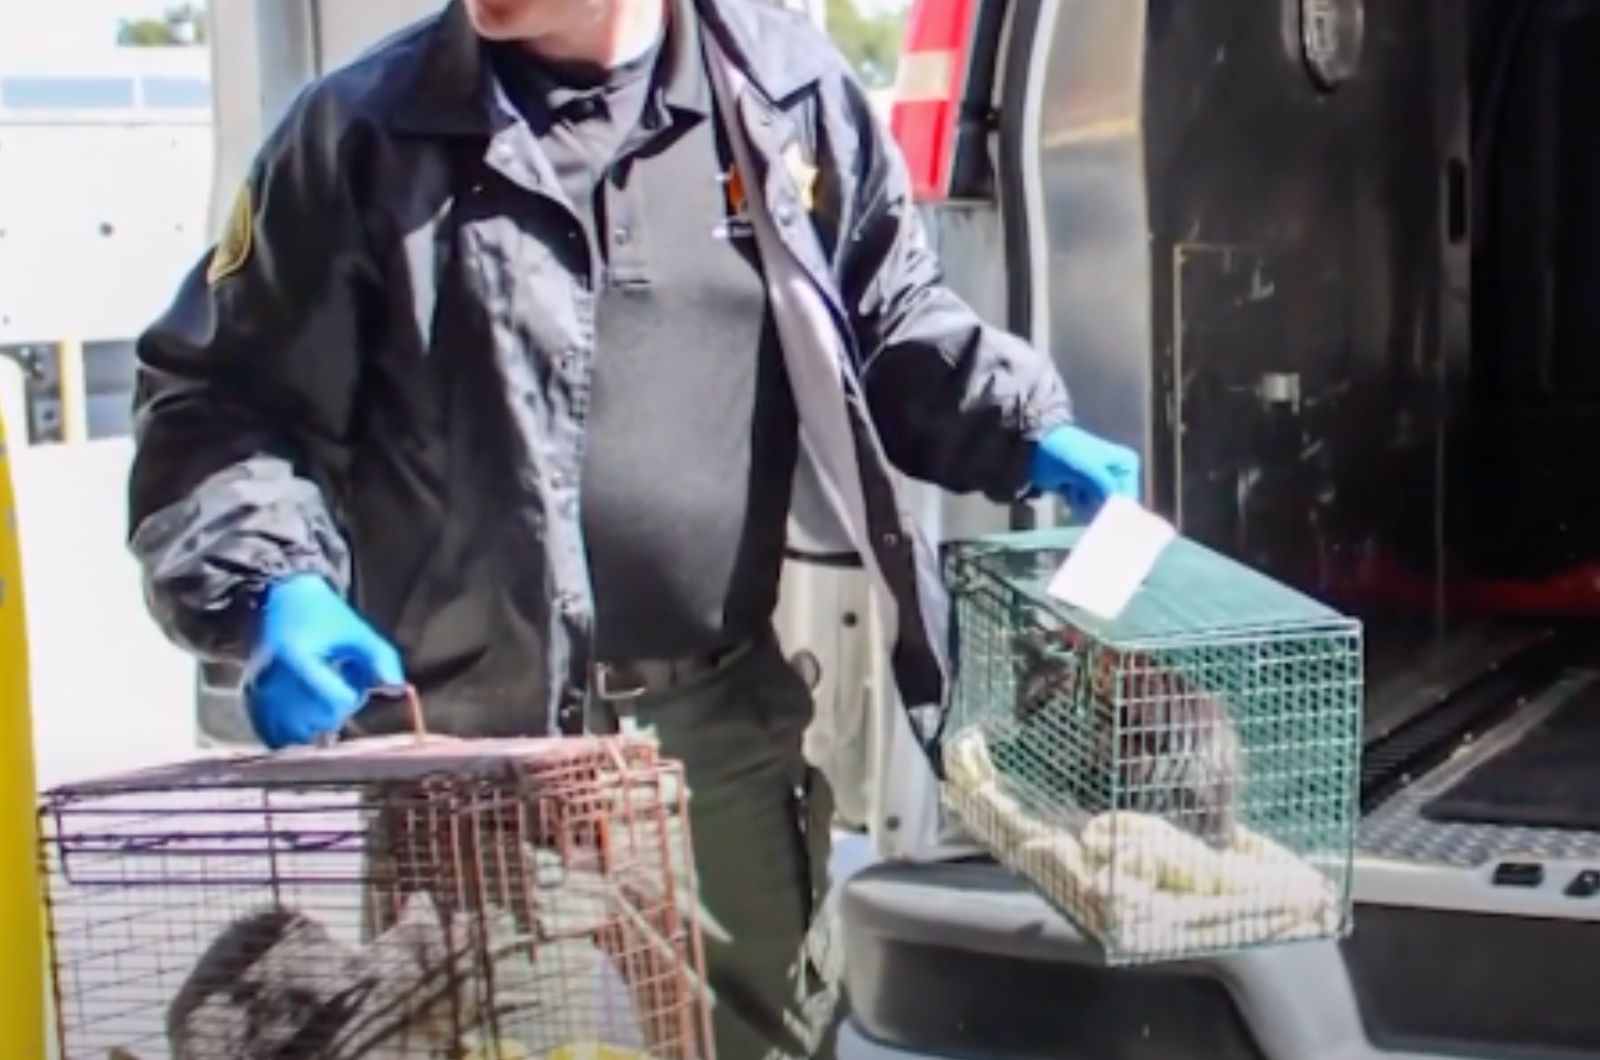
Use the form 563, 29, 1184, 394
391, 0, 806, 139
657, 0, 710, 120
488, 43, 645, 128
482, 0, 706, 135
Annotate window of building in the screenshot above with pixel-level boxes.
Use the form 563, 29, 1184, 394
139, 76, 211, 110
0, 76, 137, 111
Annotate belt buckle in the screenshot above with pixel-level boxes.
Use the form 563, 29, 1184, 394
593, 661, 648, 702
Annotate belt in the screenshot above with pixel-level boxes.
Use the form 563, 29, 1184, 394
591, 637, 757, 702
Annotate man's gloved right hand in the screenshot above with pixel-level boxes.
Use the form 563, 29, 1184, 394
1028, 423, 1142, 521
242, 573, 406, 749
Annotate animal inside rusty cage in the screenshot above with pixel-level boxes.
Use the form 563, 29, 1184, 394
38, 733, 713, 1060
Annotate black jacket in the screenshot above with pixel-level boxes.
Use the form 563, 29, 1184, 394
127, 0, 1072, 744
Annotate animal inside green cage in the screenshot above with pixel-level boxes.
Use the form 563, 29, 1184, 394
940, 527, 1363, 965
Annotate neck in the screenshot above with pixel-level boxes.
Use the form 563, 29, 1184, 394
522, 0, 666, 68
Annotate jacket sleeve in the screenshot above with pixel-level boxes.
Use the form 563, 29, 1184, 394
830, 72, 1073, 503
127, 86, 372, 662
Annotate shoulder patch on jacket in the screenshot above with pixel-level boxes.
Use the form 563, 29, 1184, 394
206, 182, 254, 286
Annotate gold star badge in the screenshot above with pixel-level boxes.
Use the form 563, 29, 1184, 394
782, 144, 818, 212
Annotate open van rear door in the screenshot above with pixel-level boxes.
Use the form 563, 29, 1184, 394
791, 0, 1173, 867
844, 2, 1600, 1058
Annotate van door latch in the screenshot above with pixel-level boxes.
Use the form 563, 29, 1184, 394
1300, 0, 1365, 91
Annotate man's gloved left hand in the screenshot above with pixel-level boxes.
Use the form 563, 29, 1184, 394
1029, 423, 1142, 520
242, 574, 406, 750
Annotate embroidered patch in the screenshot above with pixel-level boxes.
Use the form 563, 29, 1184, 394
206, 181, 254, 286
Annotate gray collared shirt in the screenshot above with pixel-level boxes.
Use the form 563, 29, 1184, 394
488, 0, 798, 661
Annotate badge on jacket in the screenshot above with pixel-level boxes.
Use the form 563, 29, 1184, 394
717, 146, 817, 241
206, 181, 254, 286
782, 143, 818, 212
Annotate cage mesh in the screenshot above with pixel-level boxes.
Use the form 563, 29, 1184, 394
38, 733, 713, 1060
942, 528, 1363, 965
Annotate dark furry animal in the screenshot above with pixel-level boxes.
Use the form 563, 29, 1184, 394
166, 891, 533, 1059
166, 908, 362, 1059
1013, 626, 1242, 845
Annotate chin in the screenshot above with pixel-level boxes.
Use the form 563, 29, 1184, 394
463, 0, 538, 38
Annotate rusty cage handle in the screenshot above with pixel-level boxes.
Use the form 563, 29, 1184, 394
312, 683, 429, 749
401, 683, 428, 739
358, 683, 429, 741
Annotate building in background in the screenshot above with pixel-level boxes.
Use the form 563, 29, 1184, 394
0, 44, 212, 444
0, 0, 901, 446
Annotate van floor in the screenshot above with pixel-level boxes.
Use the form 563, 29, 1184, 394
1361, 666, 1600, 866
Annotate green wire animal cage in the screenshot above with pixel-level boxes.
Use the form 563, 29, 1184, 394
941, 528, 1364, 965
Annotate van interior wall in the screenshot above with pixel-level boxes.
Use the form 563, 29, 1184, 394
1136, 0, 1458, 636
1466, 0, 1600, 590
1123, 0, 1600, 664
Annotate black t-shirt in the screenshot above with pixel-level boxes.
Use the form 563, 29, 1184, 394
489, 6, 799, 662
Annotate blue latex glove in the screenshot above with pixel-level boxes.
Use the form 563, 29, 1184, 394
1029, 424, 1142, 520
242, 574, 405, 749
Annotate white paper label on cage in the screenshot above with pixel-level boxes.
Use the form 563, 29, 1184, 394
1047, 496, 1177, 620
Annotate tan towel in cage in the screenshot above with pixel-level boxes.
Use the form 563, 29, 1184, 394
942, 727, 1341, 955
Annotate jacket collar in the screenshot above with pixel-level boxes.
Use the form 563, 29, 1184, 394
389, 2, 500, 136
659, 0, 709, 117
688, 0, 831, 103
390, 0, 829, 136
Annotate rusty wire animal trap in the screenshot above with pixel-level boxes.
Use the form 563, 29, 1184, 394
941, 528, 1364, 965
38, 730, 714, 1060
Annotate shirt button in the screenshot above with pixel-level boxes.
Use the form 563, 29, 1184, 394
555, 591, 581, 615
882, 531, 901, 549
613, 225, 633, 246
775, 200, 797, 226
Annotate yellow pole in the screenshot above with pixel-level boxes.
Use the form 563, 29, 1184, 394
0, 391, 44, 1055
57, 338, 88, 444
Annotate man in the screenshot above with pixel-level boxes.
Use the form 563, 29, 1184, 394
126, 0, 1140, 1055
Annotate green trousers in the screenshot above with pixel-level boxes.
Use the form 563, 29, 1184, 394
588, 635, 840, 1060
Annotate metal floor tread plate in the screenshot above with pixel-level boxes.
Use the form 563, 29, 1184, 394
1358, 669, 1600, 868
